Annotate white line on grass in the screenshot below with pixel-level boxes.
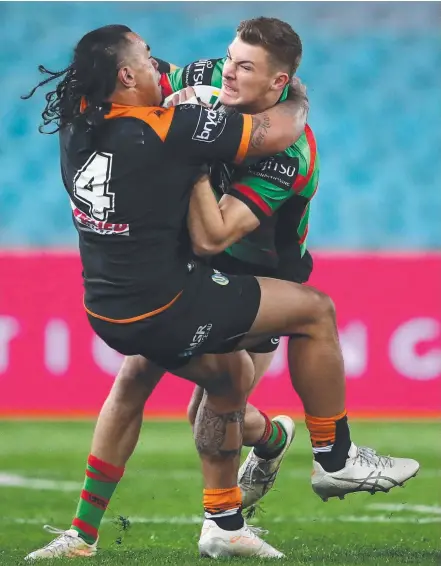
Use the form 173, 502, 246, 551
120, 515, 441, 525
0, 473, 80, 491
368, 503, 441, 515
1, 468, 439, 491
133, 469, 441, 480
8, 515, 441, 526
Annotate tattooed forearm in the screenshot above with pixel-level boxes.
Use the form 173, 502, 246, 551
249, 95, 308, 152
194, 405, 245, 459
250, 113, 271, 150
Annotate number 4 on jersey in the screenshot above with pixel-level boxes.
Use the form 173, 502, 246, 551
73, 152, 114, 221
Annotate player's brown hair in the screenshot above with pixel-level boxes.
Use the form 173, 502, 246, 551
22, 25, 132, 133
236, 17, 302, 77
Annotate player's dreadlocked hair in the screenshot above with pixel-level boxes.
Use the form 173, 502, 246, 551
21, 25, 132, 134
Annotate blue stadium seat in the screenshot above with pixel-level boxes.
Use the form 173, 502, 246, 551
0, 2, 439, 248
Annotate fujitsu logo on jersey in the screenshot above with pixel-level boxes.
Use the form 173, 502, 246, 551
186, 59, 214, 86
247, 156, 300, 190
260, 157, 297, 177
71, 203, 130, 236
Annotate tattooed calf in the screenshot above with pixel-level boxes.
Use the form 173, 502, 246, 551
195, 406, 245, 458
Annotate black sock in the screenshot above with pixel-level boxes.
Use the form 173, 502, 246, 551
314, 416, 351, 473
205, 508, 244, 531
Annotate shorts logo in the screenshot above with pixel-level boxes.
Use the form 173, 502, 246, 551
179, 323, 213, 358
192, 108, 226, 143
211, 270, 229, 286
270, 337, 280, 345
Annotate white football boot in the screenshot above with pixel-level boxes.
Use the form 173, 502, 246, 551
198, 519, 284, 558
25, 525, 97, 560
312, 443, 420, 501
239, 415, 295, 509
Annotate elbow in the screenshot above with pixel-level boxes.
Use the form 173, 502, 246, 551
292, 111, 308, 142
281, 112, 307, 149
192, 242, 215, 257
191, 237, 225, 257
285, 122, 306, 148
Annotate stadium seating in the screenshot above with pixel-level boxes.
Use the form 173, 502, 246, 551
1, 2, 439, 248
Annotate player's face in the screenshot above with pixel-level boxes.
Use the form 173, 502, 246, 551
121, 33, 162, 106
220, 37, 287, 111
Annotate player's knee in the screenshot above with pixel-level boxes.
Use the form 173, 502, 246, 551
117, 355, 149, 382
203, 370, 252, 402
316, 290, 336, 323
302, 287, 336, 326
308, 291, 339, 341
230, 351, 256, 398
114, 355, 163, 404
202, 351, 255, 399
203, 371, 234, 397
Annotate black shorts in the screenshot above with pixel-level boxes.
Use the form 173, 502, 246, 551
87, 261, 261, 371
211, 252, 311, 355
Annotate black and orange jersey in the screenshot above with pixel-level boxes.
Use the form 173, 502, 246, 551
60, 102, 252, 321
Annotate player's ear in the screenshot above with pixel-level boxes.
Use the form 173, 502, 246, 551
271, 72, 289, 93
118, 65, 136, 89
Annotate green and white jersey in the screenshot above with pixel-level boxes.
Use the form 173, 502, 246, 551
161, 58, 319, 273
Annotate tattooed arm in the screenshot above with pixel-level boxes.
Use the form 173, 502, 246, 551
245, 77, 309, 157
188, 174, 260, 256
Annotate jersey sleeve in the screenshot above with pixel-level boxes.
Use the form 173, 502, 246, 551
228, 154, 300, 221
165, 105, 252, 165
160, 58, 224, 98
154, 57, 171, 74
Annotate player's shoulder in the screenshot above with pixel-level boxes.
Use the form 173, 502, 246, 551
284, 125, 316, 156
172, 101, 230, 124
104, 104, 174, 123
282, 124, 318, 172
103, 104, 178, 144
172, 103, 233, 144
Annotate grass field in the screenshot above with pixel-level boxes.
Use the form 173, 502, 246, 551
0, 420, 440, 565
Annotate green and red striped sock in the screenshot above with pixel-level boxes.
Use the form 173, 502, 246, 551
254, 413, 287, 460
71, 454, 124, 544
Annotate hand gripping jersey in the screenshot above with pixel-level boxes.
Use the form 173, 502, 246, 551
61, 101, 252, 321
162, 59, 320, 281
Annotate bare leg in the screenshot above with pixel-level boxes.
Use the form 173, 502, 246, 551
232, 278, 351, 474
92, 279, 345, 492
91, 350, 255, 474
187, 350, 276, 446
239, 279, 345, 418
243, 351, 276, 445
91, 356, 164, 467
90, 349, 258, 492
179, 351, 255, 489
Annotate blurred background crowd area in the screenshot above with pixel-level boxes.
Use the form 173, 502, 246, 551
0, 1, 440, 250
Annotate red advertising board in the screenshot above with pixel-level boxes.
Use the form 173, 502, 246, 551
0, 252, 440, 417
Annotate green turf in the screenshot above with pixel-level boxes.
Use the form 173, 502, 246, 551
0, 420, 440, 565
